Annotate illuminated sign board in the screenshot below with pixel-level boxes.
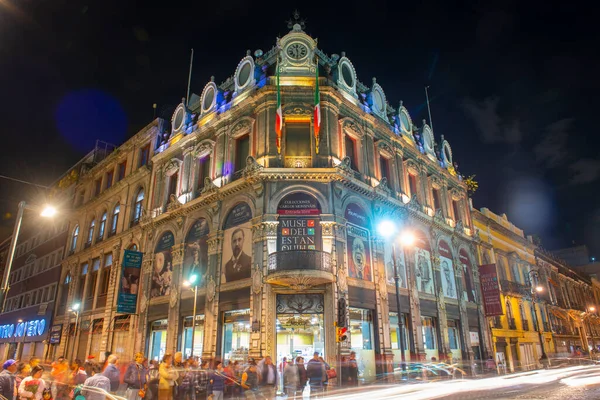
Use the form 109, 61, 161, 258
0, 319, 47, 340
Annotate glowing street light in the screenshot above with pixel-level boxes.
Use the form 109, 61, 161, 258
589, 306, 596, 312
535, 286, 544, 293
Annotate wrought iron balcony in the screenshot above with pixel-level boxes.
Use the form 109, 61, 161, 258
522, 320, 530, 331
508, 318, 517, 330
266, 250, 333, 288
491, 316, 503, 329
500, 279, 530, 297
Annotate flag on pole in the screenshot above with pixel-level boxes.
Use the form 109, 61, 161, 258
275, 59, 282, 154
314, 59, 321, 154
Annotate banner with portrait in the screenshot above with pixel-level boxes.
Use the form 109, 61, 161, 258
414, 230, 434, 294
221, 203, 253, 283
117, 249, 143, 313
184, 219, 210, 285
438, 240, 457, 299
151, 231, 175, 299
345, 203, 372, 281
384, 241, 406, 287
459, 249, 476, 302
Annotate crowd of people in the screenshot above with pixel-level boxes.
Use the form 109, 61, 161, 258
0, 350, 360, 400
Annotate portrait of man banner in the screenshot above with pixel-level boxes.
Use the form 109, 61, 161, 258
415, 248, 434, 294
439, 256, 457, 299
345, 203, 372, 281
221, 203, 253, 283
151, 231, 175, 299
184, 219, 209, 285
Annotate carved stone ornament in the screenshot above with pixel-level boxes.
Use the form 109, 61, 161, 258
438, 288, 446, 310
201, 177, 218, 194
167, 194, 182, 212
337, 263, 348, 294
283, 105, 311, 116
139, 294, 148, 313
342, 120, 364, 138
377, 141, 393, 156
176, 216, 185, 229
320, 222, 335, 236
408, 194, 421, 211
230, 120, 252, 137
164, 159, 181, 175
170, 287, 179, 308
333, 182, 343, 198
378, 272, 388, 299
338, 157, 352, 172
252, 264, 263, 295
375, 177, 391, 194
206, 276, 216, 302
454, 220, 464, 234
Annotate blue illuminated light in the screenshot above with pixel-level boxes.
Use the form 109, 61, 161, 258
0, 319, 46, 339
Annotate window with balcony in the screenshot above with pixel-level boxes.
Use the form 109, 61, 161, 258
285, 123, 311, 168
344, 136, 358, 171
379, 156, 391, 182
70, 225, 79, 254
432, 188, 442, 213
409, 174, 418, 198
132, 189, 144, 225
110, 204, 120, 236
86, 220, 95, 246
117, 161, 127, 181
106, 170, 114, 190
97, 212, 107, 242
234, 135, 250, 173
139, 144, 150, 167
452, 199, 462, 222
197, 156, 210, 192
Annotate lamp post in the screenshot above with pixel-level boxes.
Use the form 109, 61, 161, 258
0, 202, 57, 313
585, 306, 597, 358
378, 221, 415, 365
69, 303, 81, 361
183, 274, 199, 358
528, 270, 548, 363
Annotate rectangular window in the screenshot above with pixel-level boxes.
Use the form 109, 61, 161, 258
77, 263, 88, 301
106, 170, 114, 190
285, 123, 311, 157
422, 317, 437, 350
345, 136, 358, 171
409, 174, 418, 198
168, 172, 179, 198
452, 199, 461, 222
94, 178, 102, 197
117, 161, 127, 181
349, 307, 374, 350
197, 156, 210, 191
235, 135, 250, 172
389, 312, 408, 350
380, 156, 390, 181
432, 188, 442, 212
139, 144, 150, 167
448, 320, 459, 350
99, 254, 113, 296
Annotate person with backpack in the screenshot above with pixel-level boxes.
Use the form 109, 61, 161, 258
124, 353, 147, 400
240, 360, 259, 399
82, 363, 111, 400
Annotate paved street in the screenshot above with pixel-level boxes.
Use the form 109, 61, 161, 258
291, 365, 600, 400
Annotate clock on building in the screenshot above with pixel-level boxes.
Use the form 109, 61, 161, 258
286, 42, 308, 60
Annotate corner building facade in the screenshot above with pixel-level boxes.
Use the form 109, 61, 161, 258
132, 24, 490, 379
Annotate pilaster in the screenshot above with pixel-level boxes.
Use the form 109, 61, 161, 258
166, 243, 185, 353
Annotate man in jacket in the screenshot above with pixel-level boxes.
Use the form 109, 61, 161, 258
102, 355, 121, 393
123, 352, 147, 400
0, 359, 17, 400
259, 356, 277, 399
82, 363, 111, 400
306, 353, 325, 397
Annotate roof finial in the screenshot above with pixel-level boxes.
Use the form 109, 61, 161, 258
287, 10, 306, 30
341, 51, 346, 58
399, 100, 403, 110
246, 49, 251, 56
210, 76, 215, 82
372, 77, 377, 85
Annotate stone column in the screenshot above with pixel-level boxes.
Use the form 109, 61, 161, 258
431, 250, 451, 362
136, 253, 154, 355
474, 244, 494, 361
373, 237, 394, 378
405, 246, 425, 360
180, 147, 195, 202
252, 218, 272, 360
201, 232, 222, 362
333, 222, 351, 363
453, 255, 474, 364
165, 243, 185, 353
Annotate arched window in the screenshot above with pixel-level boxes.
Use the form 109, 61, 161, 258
110, 204, 120, 235
87, 219, 95, 245
70, 225, 79, 252
506, 299, 515, 329
519, 303, 528, 330
97, 212, 107, 241
133, 189, 144, 225
128, 243, 138, 251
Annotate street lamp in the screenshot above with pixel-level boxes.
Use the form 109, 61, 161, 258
528, 270, 548, 363
183, 274, 199, 358
584, 306, 597, 357
378, 221, 415, 364
68, 303, 81, 361
0, 201, 58, 313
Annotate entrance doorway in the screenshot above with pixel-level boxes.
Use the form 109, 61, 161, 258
149, 319, 168, 361
276, 313, 325, 363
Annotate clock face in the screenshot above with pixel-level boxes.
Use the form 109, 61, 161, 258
286, 42, 308, 60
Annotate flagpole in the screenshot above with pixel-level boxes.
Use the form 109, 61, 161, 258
186, 48, 194, 106
425, 85, 433, 132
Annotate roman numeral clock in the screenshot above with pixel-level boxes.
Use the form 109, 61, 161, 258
278, 23, 317, 76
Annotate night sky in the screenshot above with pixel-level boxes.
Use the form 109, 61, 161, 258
1, 1, 599, 256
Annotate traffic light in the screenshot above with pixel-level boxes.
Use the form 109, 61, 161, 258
337, 297, 347, 327
336, 327, 348, 343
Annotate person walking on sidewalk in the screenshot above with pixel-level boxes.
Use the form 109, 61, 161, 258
347, 352, 359, 387
208, 361, 226, 400
306, 353, 325, 398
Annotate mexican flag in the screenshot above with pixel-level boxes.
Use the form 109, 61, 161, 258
275, 60, 282, 154
314, 61, 321, 154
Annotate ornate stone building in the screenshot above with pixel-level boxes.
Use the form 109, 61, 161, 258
130, 24, 488, 379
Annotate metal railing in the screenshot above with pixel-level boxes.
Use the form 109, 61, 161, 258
508, 318, 517, 330
500, 279, 530, 296
522, 320, 529, 331
267, 250, 332, 274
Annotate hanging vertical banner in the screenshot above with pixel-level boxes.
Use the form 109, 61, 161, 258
479, 264, 503, 316
439, 240, 457, 299
117, 249, 143, 314
151, 232, 175, 299
345, 203, 372, 281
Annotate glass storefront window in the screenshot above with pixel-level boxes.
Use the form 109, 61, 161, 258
182, 315, 205, 359
448, 327, 458, 350
349, 307, 376, 382
422, 317, 436, 350
223, 309, 251, 363
389, 313, 407, 350
150, 319, 168, 362
276, 313, 324, 362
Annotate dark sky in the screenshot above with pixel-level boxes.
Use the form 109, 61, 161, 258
1, 1, 599, 256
